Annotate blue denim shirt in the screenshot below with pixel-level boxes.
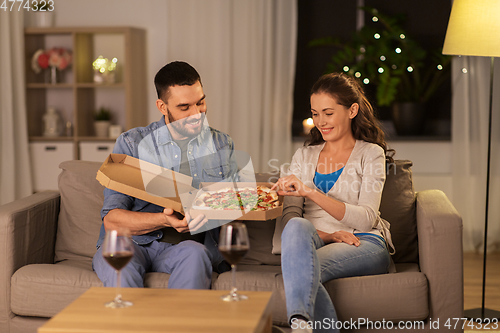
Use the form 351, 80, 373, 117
96, 116, 238, 248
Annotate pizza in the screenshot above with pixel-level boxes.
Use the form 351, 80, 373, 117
194, 185, 279, 211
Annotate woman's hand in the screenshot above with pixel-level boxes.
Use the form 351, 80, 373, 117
317, 230, 360, 246
270, 175, 313, 198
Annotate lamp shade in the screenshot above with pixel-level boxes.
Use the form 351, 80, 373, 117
443, 0, 500, 57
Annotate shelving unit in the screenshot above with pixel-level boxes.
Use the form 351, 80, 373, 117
25, 27, 147, 190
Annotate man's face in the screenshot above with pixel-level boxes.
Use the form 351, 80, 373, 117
157, 81, 207, 140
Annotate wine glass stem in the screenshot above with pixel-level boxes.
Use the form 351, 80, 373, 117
115, 270, 122, 303
230, 264, 237, 297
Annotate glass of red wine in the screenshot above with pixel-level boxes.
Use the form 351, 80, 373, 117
102, 228, 134, 308
219, 222, 250, 302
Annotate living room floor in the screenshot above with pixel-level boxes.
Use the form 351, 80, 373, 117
464, 252, 500, 332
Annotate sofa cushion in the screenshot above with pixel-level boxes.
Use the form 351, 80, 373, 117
240, 220, 281, 265
214, 265, 428, 326
379, 160, 418, 263
10, 261, 176, 318
54, 161, 104, 262
325, 272, 429, 322
11, 261, 102, 317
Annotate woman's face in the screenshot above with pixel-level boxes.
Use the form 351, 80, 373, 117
310, 93, 358, 143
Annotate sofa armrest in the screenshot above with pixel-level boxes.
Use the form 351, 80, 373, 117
416, 190, 463, 326
0, 190, 60, 279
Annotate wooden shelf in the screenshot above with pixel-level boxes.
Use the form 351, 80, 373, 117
77, 136, 116, 142
29, 136, 74, 142
76, 82, 125, 88
24, 26, 147, 162
27, 83, 74, 89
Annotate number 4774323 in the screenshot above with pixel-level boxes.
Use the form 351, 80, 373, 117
0, 0, 54, 11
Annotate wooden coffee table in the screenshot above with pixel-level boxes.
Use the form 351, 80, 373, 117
38, 287, 273, 333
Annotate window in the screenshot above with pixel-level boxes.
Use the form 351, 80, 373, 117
292, 0, 452, 139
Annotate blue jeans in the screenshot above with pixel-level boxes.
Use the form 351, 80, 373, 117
93, 239, 213, 289
281, 218, 391, 333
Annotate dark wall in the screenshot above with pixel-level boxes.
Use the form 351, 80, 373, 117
293, 0, 357, 136
293, 0, 452, 137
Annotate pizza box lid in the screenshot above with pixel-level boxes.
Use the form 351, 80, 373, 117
188, 182, 284, 221
96, 153, 196, 214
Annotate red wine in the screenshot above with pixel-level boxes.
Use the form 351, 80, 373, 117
103, 251, 133, 270
219, 246, 249, 265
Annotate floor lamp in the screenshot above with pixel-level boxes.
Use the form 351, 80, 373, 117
443, 0, 500, 320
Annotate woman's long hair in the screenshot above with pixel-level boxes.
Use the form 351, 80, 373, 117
305, 73, 395, 163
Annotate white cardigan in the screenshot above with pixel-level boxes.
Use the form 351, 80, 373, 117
283, 140, 394, 253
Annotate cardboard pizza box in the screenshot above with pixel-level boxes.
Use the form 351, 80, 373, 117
96, 153, 196, 214
189, 182, 284, 221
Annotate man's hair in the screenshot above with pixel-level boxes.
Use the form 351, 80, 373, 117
154, 61, 202, 101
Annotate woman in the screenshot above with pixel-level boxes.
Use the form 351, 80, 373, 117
272, 73, 395, 333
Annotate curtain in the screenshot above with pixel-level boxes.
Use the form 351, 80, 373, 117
0, 11, 33, 204
451, 56, 500, 252
166, 0, 297, 173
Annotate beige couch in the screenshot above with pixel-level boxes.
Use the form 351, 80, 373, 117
0, 160, 463, 332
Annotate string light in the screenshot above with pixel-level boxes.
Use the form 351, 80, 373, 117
462, 68, 468, 74
400, 34, 406, 39
343, 66, 350, 72
437, 64, 443, 70
395, 48, 402, 54
355, 72, 361, 78
374, 33, 381, 39
392, 65, 397, 69
378, 67, 384, 73
380, 55, 386, 61
407, 66, 414, 72
363, 78, 370, 84
372, 16, 379, 22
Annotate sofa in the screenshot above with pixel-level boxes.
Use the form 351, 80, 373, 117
0, 159, 463, 332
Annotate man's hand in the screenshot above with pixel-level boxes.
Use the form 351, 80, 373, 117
163, 208, 207, 233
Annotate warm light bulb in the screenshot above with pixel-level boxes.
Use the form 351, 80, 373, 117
378, 67, 384, 73
380, 55, 386, 61
407, 66, 414, 72
400, 34, 406, 39
374, 33, 381, 39
395, 48, 402, 54
343, 66, 349, 72
372, 16, 379, 22
437, 64, 443, 70
355, 72, 361, 78
363, 78, 370, 84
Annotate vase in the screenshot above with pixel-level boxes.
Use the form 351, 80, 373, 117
391, 102, 426, 136
46, 67, 58, 84
34, 11, 54, 27
94, 121, 111, 137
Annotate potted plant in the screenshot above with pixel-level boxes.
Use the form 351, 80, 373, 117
310, 7, 451, 135
94, 107, 112, 137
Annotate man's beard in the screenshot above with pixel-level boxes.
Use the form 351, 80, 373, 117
167, 108, 206, 139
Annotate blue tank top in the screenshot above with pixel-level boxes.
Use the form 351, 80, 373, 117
313, 167, 344, 193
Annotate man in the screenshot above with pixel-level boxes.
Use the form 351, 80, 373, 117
93, 61, 235, 289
